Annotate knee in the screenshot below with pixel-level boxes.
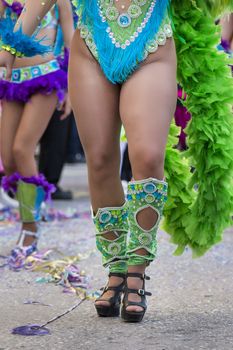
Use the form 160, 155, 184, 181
12, 141, 28, 164
130, 146, 165, 178
87, 148, 118, 181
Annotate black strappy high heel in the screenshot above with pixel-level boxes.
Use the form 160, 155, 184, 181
121, 272, 151, 323
95, 272, 126, 317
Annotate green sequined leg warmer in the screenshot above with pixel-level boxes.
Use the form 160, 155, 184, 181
17, 181, 46, 223
93, 203, 128, 273
127, 178, 168, 266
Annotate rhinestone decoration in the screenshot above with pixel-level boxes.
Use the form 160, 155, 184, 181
99, 211, 112, 224
108, 242, 122, 256
98, 0, 157, 49
145, 194, 155, 204
106, 6, 119, 21
138, 233, 153, 246
143, 182, 156, 194
157, 31, 167, 45
164, 24, 173, 37
117, 13, 132, 28
128, 4, 142, 19
147, 40, 159, 53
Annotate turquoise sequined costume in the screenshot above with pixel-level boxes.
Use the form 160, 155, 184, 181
72, 0, 172, 83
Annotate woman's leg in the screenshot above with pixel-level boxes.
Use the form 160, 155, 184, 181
120, 39, 177, 312
0, 101, 24, 175
13, 92, 57, 176
220, 14, 233, 50
69, 31, 126, 306
69, 32, 124, 210
12, 92, 57, 245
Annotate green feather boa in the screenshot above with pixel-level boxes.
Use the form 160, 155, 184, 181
163, 0, 233, 257
202, 0, 233, 17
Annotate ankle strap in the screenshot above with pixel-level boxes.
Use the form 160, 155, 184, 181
126, 272, 150, 280
17, 229, 40, 247
127, 288, 152, 296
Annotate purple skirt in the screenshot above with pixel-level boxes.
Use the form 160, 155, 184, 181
0, 60, 67, 103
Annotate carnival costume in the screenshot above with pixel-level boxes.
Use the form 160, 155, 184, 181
69, 0, 233, 263
0, 0, 68, 260
1, 0, 233, 320
0, 0, 67, 102
72, 0, 233, 321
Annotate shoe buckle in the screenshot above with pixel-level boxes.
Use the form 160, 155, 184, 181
138, 289, 145, 296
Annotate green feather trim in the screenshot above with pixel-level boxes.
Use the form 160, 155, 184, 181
169, 1, 233, 257
163, 122, 195, 256
203, 0, 233, 17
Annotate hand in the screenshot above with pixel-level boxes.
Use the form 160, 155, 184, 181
0, 50, 15, 80
57, 94, 72, 120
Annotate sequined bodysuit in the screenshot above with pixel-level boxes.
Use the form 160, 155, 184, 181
72, 0, 172, 83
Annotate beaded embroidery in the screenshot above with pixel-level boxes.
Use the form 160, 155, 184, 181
72, 0, 171, 82
127, 178, 168, 265
78, 19, 172, 60
2, 60, 60, 82
93, 204, 129, 268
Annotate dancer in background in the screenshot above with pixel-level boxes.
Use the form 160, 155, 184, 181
0, 0, 232, 323
0, 0, 74, 258
219, 13, 233, 53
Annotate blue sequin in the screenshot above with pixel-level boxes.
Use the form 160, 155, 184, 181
144, 183, 156, 193
100, 212, 111, 223
118, 13, 131, 28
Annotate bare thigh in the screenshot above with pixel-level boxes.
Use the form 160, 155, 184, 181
69, 30, 123, 208
1, 101, 24, 174
120, 39, 177, 180
14, 92, 57, 175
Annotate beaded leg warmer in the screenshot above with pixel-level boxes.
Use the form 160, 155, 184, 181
2, 174, 54, 265
93, 204, 128, 273
127, 178, 168, 266
16, 181, 45, 223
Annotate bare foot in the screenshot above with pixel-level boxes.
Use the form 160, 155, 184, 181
95, 275, 125, 307
126, 265, 147, 313
17, 222, 38, 246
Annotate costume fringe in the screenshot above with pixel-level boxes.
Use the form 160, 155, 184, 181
72, 0, 170, 83
0, 16, 51, 57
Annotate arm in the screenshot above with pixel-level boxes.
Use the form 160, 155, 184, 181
0, 1, 5, 17
57, 0, 74, 49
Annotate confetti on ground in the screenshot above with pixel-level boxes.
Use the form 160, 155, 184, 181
12, 298, 87, 337
0, 206, 91, 223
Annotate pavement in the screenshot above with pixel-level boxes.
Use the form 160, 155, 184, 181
0, 164, 233, 350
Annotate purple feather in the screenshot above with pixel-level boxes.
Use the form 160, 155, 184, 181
2, 0, 23, 17
0, 69, 67, 103
2, 173, 56, 201
57, 48, 70, 72
221, 39, 231, 53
